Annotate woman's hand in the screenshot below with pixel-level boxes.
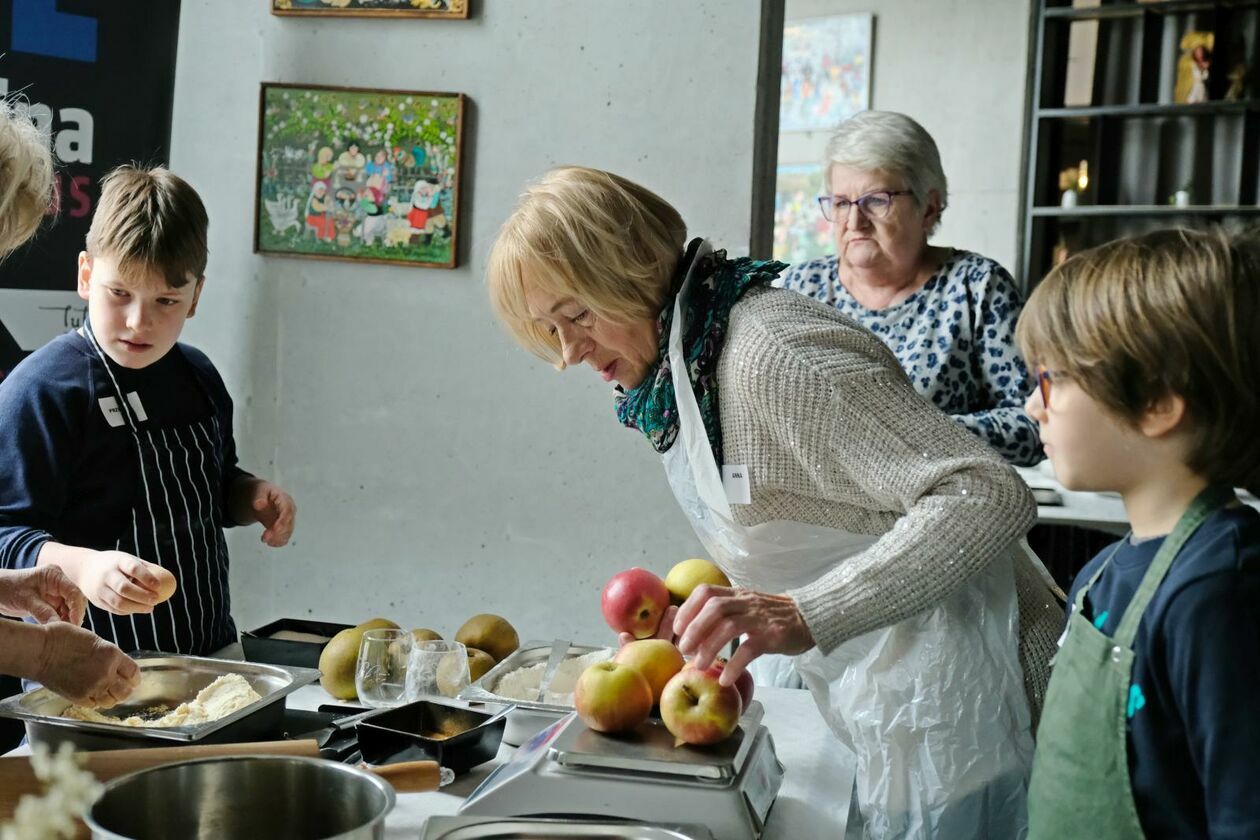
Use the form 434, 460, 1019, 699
36, 622, 140, 708
231, 477, 296, 547
0, 566, 86, 625
673, 585, 815, 686
617, 604, 680, 647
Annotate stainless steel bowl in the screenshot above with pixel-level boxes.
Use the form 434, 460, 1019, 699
86, 755, 395, 840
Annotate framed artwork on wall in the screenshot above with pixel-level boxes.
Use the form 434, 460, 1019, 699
779, 13, 873, 133
254, 83, 465, 269
773, 164, 833, 264
271, 0, 469, 19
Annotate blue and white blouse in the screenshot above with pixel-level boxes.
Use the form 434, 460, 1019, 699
776, 250, 1042, 466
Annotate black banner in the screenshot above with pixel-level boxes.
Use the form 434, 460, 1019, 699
0, 0, 182, 378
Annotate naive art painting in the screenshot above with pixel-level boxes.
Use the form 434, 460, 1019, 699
271, 0, 469, 19
780, 14, 873, 133
773, 164, 833, 265
254, 83, 464, 268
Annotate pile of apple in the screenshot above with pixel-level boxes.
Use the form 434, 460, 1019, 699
573, 560, 753, 748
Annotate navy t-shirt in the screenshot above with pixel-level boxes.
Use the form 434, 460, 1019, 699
1065, 504, 1260, 839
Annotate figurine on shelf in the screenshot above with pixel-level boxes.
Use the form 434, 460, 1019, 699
1175, 32, 1214, 104
1169, 183, 1193, 208
1058, 160, 1088, 207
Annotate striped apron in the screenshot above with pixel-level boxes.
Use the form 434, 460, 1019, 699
80, 322, 236, 655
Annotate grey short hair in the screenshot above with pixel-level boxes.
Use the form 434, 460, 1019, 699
823, 111, 948, 232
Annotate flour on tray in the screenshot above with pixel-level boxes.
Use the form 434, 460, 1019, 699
62, 674, 261, 728
492, 649, 612, 705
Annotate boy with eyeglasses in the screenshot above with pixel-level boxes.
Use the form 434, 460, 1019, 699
1017, 228, 1260, 839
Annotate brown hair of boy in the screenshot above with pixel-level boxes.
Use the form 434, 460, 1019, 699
1017, 227, 1260, 495
85, 165, 209, 287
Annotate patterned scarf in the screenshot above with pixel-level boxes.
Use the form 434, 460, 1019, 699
615, 239, 787, 464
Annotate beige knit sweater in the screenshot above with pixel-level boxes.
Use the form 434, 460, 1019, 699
716, 286, 1063, 723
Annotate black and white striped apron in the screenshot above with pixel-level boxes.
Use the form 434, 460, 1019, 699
80, 322, 236, 655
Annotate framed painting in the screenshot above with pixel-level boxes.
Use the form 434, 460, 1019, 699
773, 164, 833, 264
271, 0, 469, 19
780, 13, 873, 133
254, 83, 465, 269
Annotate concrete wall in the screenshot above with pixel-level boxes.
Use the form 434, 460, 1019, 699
170, 1, 764, 644
781, 0, 1034, 274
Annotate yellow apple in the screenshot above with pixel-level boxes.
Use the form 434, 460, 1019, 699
664, 558, 731, 606
574, 661, 653, 734
613, 639, 685, 705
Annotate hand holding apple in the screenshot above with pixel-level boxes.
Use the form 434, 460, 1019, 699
601, 567, 670, 640
660, 664, 743, 747
672, 586, 815, 689
703, 656, 755, 710
574, 660, 654, 734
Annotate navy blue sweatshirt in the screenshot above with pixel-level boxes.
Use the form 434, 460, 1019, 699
0, 331, 247, 653
1065, 504, 1260, 839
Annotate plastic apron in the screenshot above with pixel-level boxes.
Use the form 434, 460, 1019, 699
660, 243, 1034, 839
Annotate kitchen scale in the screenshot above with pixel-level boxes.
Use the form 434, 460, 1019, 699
459, 701, 784, 840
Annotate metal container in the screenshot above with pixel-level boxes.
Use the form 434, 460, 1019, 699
86, 755, 395, 840
0, 653, 319, 751
420, 816, 716, 839
356, 698, 509, 774
459, 641, 612, 745
242, 617, 353, 669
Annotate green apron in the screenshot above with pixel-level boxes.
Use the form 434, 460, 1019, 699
1027, 484, 1235, 839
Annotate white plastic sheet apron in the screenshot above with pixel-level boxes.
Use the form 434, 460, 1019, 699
661, 243, 1034, 839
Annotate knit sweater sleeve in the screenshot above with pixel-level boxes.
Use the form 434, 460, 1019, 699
722, 292, 1037, 654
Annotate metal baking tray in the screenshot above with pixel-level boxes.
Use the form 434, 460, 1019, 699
460, 641, 613, 714
458, 642, 613, 745
0, 652, 320, 751
420, 816, 716, 839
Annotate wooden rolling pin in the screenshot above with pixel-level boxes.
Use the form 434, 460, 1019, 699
0, 739, 443, 821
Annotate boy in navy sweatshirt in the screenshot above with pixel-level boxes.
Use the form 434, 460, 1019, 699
0, 166, 296, 656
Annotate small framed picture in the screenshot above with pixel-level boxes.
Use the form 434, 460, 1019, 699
254, 82, 465, 269
271, 0, 469, 19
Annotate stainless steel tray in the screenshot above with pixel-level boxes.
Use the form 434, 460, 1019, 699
459, 641, 613, 714
0, 652, 319, 749
421, 816, 716, 839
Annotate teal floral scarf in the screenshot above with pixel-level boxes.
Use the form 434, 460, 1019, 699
615, 239, 787, 464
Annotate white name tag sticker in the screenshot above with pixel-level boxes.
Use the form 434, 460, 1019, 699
98, 397, 124, 428
126, 391, 148, 422
722, 464, 752, 505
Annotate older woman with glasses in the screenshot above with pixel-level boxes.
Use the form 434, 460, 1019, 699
778, 110, 1041, 467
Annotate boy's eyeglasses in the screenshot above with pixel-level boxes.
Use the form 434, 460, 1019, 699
1034, 365, 1067, 409
817, 190, 913, 222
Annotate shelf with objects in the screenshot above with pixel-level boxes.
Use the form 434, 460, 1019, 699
1020, 0, 1260, 290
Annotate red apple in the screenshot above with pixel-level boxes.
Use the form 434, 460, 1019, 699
601, 567, 670, 640
703, 657, 755, 711
573, 661, 653, 734
613, 639, 685, 705
660, 666, 743, 747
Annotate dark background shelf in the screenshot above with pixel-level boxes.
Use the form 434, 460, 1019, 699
1020, 0, 1260, 288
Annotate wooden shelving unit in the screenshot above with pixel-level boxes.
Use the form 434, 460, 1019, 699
1020, 0, 1260, 287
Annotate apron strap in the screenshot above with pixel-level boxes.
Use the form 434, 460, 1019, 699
1112, 483, 1236, 648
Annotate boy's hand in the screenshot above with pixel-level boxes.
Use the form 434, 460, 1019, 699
37, 622, 140, 708
0, 566, 87, 625
76, 552, 175, 615
248, 481, 296, 547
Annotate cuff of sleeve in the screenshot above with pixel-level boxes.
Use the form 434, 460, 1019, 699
786, 577, 867, 656
2, 529, 54, 570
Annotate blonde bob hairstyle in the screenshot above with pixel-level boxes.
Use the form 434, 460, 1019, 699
487, 166, 687, 368
1016, 227, 1260, 495
0, 100, 54, 258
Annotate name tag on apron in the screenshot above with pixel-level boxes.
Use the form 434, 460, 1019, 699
98, 397, 124, 427
722, 464, 752, 505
